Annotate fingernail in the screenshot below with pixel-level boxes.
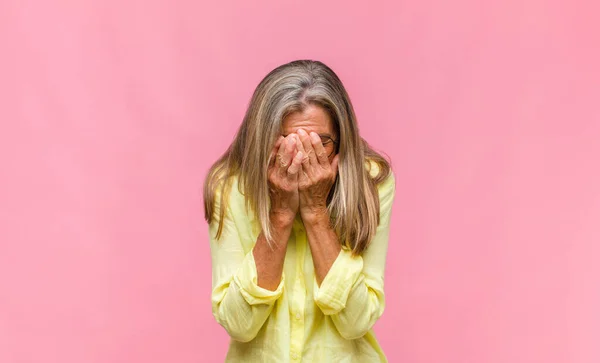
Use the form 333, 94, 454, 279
297, 129, 306, 136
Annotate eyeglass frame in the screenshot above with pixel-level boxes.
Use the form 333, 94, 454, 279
319, 135, 339, 158
280, 133, 339, 158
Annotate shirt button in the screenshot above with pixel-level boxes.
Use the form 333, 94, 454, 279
295, 312, 302, 320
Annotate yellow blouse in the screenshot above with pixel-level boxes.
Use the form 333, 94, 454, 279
208, 162, 396, 362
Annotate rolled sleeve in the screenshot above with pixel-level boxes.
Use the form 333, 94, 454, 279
209, 176, 283, 342
313, 168, 395, 339
234, 250, 285, 306
313, 247, 364, 315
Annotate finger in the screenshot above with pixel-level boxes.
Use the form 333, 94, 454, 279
294, 132, 312, 170
287, 151, 304, 178
269, 136, 285, 168
274, 136, 288, 169
274, 135, 284, 150
294, 137, 311, 184
310, 131, 329, 166
277, 135, 296, 177
297, 129, 318, 166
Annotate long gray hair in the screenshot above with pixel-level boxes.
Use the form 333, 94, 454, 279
204, 59, 390, 255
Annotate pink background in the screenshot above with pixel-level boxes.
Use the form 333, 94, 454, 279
1, 1, 599, 362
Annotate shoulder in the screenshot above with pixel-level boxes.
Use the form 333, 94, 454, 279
364, 158, 396, 210
211, 172, 246, 216
365, 158, 395, 188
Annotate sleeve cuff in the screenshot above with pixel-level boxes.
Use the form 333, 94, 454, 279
233, 250, 285, 306
314, 247, 364, 315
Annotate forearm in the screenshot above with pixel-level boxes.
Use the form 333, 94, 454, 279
302, 210, 342, 285
253, 212, 293, 290
212, 212, 292, 341
211, 210, 290, 342
306, 234, 385, 339
303, 211, 386, 339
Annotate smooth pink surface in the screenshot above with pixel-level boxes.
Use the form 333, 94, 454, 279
1, 1, 599, 362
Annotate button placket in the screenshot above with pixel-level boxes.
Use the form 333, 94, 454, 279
289, 223, 306, 362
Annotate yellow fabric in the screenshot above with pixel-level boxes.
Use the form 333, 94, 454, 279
208, 162, 396, 362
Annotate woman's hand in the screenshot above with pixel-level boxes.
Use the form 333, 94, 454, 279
294, 129, 340, 223
268, 134, 304, 224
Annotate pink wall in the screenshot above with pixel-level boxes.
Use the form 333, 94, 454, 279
1, 1, 599, 362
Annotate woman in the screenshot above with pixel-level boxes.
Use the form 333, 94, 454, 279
203, 59, 396, 362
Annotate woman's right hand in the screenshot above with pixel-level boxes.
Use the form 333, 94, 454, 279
268, 134, 304, 224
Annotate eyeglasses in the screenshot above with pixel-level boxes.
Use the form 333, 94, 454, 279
280, 133, 339, 157
319, 135, 339, 158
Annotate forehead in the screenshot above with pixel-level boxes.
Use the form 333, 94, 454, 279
281, 104, 335, 136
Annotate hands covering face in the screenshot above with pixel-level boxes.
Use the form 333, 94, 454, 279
267, 129, 339, 221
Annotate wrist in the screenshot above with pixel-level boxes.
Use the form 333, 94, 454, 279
300, 207, 330, 226
270, 210, 296, 228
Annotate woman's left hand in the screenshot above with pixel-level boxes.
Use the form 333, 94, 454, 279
294, 129, 339, 222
